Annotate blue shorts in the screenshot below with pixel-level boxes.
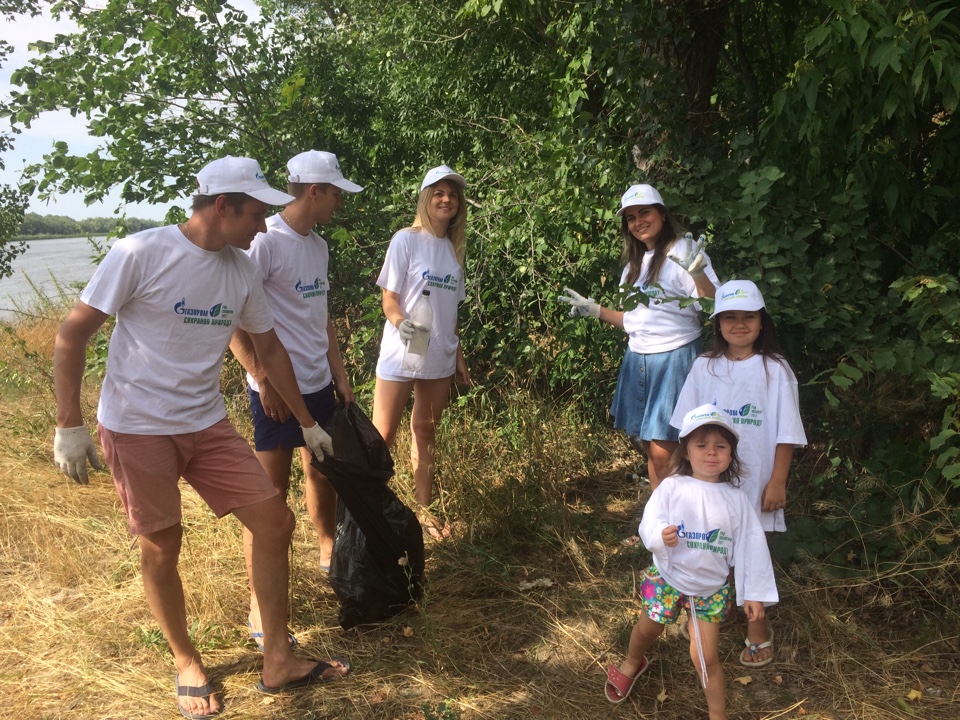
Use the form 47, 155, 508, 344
609, 340, 701, 443
249, 383, 336, 451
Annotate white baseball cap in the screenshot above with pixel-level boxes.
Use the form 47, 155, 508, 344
196, 156, 295, 205
420, 165, 466, 191
616, 183, 665, 216
287, 151, 364, 192
711, 279, 765, 318
679, 404, 739, 440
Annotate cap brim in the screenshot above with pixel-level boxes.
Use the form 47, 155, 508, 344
616, 201, 659, 217
710, 302, 765, 319
681, 418, 739, 440
332, 178, 364, 193
422, 173, 466, 191
245, 187, 296, 206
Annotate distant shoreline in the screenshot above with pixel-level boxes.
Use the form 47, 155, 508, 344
13, 234, 109, 242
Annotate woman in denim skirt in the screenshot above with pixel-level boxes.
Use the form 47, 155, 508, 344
560, 184, 720, 488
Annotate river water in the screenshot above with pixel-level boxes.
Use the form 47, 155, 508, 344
0, 236, 106, 321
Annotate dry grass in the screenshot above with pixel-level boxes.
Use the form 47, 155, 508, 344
1, 309, 958, 720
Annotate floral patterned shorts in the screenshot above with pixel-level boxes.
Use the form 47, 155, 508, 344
640, 565, 731, 624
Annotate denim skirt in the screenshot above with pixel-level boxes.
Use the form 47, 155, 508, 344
609, 339, 701, 442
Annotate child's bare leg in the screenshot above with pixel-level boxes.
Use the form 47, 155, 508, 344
619, 614, 664, 677
689, 619, 726, 720
743, 615, 773, 664
641, 439, 678, 490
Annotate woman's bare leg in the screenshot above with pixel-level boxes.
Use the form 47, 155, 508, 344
371, 376, 414, 446
410, 376, 453, 536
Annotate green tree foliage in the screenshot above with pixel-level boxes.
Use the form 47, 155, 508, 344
0, 0, 39, 277
4, 0, 960, 579
0, 186, 27, 280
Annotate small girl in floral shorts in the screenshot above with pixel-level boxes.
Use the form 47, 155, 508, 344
604, 405, 778, 720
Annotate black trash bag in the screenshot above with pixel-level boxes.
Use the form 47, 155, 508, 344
312, 403, 424, 629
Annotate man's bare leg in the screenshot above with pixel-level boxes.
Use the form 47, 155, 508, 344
301, 446, 336, 568
244, 448, 294, 639
234, 495, 349, 688
140, 523, 222, 718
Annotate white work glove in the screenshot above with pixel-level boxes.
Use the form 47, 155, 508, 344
53, 426, 103, 485
668, 232, 708, 277
396, 318, 417, 345
557, 287, 601, 318
301, 422, 334, 462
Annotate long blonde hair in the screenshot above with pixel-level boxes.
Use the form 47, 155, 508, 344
409, 180, 468, 267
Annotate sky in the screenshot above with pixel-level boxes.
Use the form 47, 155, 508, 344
0, 2, 259, 221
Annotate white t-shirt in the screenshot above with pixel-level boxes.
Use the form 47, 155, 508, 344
620, 242, 720, 354
670, 354, 807, 531
81, 225, 275, 435
639, 474, 779, 605
376, 229, 466, 379
244, 213, 331, 394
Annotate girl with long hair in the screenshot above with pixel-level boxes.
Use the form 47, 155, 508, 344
560, 183, 721, 487
371, 165, 471, 540
671, 279, 807, 668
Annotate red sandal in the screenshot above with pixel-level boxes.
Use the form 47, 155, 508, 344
604, 655, 649, 704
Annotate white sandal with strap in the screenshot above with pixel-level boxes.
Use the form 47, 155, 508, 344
739, 627, 774, 667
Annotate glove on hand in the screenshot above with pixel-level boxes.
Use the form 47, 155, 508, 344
302, 422, 334, 462
557, 288, 601, 318
396, 319, 417, 344
54, 426, 103, 485
668, 232, 708, 277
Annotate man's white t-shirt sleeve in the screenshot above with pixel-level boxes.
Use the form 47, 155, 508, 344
80, 237, 142, 315
237, 267, 275, 335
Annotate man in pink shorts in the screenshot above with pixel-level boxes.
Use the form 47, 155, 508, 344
52, 156, 351, 719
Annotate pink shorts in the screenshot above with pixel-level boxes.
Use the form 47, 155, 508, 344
98, 418, 278, 535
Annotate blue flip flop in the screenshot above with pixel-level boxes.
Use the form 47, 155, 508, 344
175, 674, 222, 719
248, 620, 298, 653
255, 656, 351, 695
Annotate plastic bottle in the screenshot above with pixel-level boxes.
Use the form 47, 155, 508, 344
402, 290, 433, 372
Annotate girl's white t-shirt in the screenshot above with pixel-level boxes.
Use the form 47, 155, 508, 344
244, 213, 332, 394
620, 242, 720, 354
640, 474, 779, 605
376, 229, 466, 379
81, 225, 275, 434
670, 354, 807, 531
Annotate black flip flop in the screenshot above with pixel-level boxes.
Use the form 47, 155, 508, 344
255, 656, 351, 694
175, 675, 222, 720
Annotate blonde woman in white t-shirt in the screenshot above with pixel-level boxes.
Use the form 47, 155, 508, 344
560, 184, 720, 488
372, 166, 471, 540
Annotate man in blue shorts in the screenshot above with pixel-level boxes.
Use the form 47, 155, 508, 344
229, 150, 362, 641
53, 156, 350, 719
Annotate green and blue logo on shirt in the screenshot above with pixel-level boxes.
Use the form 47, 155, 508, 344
421, 268, 459, 292
718, 402, 763, 428
677, 522, 730, 555
295, 277, 326, 299
174, 297, 234, 327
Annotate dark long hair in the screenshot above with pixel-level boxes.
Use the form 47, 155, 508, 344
704, 308, 791, 376
667, 425, 744, 486
621, 206, 684, 286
